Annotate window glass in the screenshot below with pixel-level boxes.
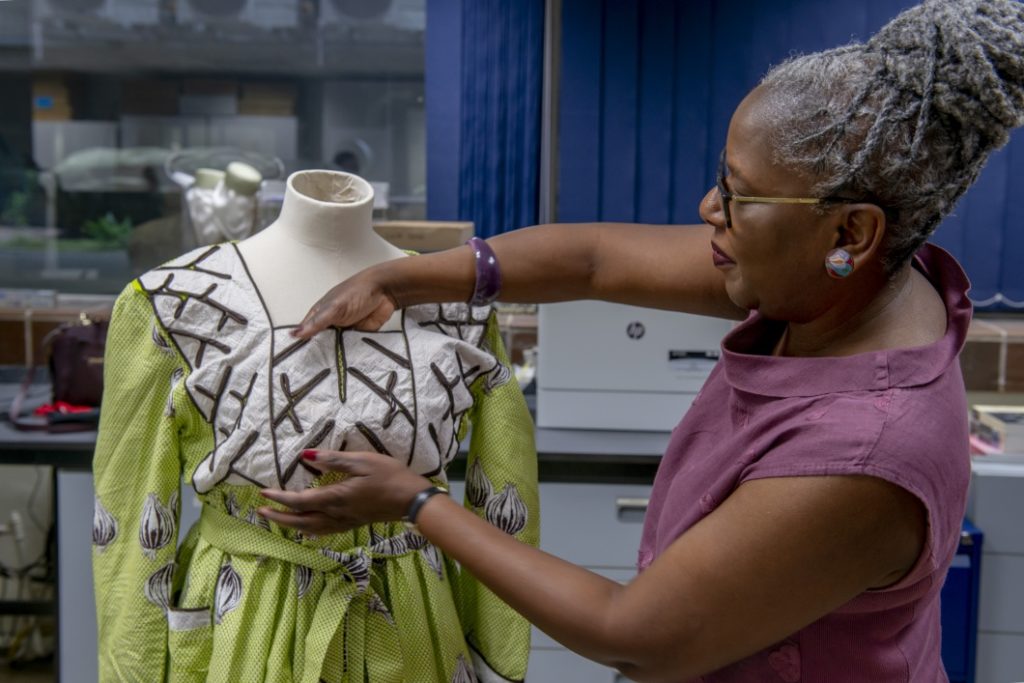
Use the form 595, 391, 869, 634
0, 0, 425, 298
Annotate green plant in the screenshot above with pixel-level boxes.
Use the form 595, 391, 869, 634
82, 212, 133, 247
0, 190, 31, 226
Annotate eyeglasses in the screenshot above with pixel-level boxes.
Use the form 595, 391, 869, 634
716, 149, 864, 229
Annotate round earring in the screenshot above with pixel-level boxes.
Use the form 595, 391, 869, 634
825, 248, 854, 279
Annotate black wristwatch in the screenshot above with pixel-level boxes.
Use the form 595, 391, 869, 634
402, 486, 448, 532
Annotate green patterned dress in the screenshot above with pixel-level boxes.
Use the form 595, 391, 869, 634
92, 244, 539, 683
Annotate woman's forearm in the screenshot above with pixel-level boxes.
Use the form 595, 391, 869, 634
415, 494, 641, 671
382, 223, 609, 308
382, 222, 741, 319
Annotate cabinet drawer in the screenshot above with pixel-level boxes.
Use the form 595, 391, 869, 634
968, 467, 1024, 554
979, 553, 1024, 633
449, 481, 652, 568
537, 483, 652, 567
527, 649, 637, 683
976, 632, 1024, 683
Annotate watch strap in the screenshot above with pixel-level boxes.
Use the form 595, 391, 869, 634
402, 485, 448, 530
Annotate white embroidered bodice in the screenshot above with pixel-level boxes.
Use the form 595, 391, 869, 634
138, 244, 508, 494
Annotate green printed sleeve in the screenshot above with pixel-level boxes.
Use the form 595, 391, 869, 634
456, 312, 540, 681
92, 282, 185, 682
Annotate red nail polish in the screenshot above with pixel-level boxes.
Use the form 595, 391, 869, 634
301, 450, 318, 461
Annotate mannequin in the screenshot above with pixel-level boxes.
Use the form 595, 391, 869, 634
91, 170, 538, 683
238, 171, 405, 328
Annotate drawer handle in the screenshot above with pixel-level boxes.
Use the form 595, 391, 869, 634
616, 497, 649, 523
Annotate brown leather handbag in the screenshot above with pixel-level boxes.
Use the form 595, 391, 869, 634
47, 315, 107, 407
9, 313, 108, 432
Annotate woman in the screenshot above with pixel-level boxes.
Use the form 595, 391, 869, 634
261, 1, 1024, 680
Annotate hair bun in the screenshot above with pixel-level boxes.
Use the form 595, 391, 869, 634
867, 0, 1024, 142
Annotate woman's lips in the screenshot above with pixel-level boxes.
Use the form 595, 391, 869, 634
711, 242, 735, 267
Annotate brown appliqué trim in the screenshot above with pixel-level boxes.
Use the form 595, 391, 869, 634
348, 368, 414, 429
273, 368, 331, 433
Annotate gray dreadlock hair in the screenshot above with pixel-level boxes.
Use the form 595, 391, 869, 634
758, 0, 1024, 273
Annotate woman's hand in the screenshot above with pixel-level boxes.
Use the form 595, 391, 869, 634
291, 267, 398, 339
258, 450, 432, 535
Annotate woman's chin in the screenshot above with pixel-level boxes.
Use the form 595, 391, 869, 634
725, 281, 758, 312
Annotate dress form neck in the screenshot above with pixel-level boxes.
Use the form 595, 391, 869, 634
237, 170, 406, 328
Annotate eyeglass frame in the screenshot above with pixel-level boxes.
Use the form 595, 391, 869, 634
716, 149, 870, 229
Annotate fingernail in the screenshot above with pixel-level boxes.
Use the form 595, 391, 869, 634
290, 327, 303, 338
301, 449, 318, 461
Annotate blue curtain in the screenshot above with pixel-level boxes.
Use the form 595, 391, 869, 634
426, 0, 545, 239
558, 0, 1024, 310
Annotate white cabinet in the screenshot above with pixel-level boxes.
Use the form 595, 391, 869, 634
56, 471, 98, 683
452, 481, 651, 682
528, 650, 637, 683
967, 456, 1024, 683
528, 482, 649, 681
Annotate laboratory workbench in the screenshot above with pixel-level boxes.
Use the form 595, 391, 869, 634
0, 414, 668, 482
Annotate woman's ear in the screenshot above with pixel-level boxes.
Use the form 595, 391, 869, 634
834, 204, 887, 267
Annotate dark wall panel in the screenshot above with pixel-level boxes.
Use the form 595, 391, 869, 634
559, 0, 604, 223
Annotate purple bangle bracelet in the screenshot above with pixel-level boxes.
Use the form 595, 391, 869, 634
466, 237, 502, 306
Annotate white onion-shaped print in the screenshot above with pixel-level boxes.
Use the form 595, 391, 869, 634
92, 496, 118, 552
152, 322, 173, 354
165, 367, 183, 418
367, 595, 395, 626
343, 551, 371, 590
451, 654, 477, 683
323, 549, 371, 590
246, 507, 271, 531
484, 362, 512, 393
369, 532, 409, 557
484, 483, 528, 536
139, 493, 176, 560
404, 530, 428, 551
295, 565, 313, 600
465, 459, 492, 509
215, 560, 243, 624
420, 544, 444, 580
144, 561, 176, 610
321, 548, 344, 563
225, 492, 240, 517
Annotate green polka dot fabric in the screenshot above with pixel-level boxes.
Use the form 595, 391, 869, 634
93, 247, 539, 682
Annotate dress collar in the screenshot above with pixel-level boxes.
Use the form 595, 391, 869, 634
721, 244, 972, 398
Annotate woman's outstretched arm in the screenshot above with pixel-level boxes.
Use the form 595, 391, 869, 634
292, 223, 744, 338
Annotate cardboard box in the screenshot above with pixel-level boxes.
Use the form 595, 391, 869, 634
33, 76, 72, 121
32, 103, 73, 121
373, 221, 474, 252
182, 79, 238, 97
962, 318, 1024, 393
239, 82, 296, 117
241, 83, 297, 101
969, 404, 1024, 454
33, 76, 68, 100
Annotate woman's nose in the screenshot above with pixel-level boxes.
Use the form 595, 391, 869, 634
699, 187, 726, 228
